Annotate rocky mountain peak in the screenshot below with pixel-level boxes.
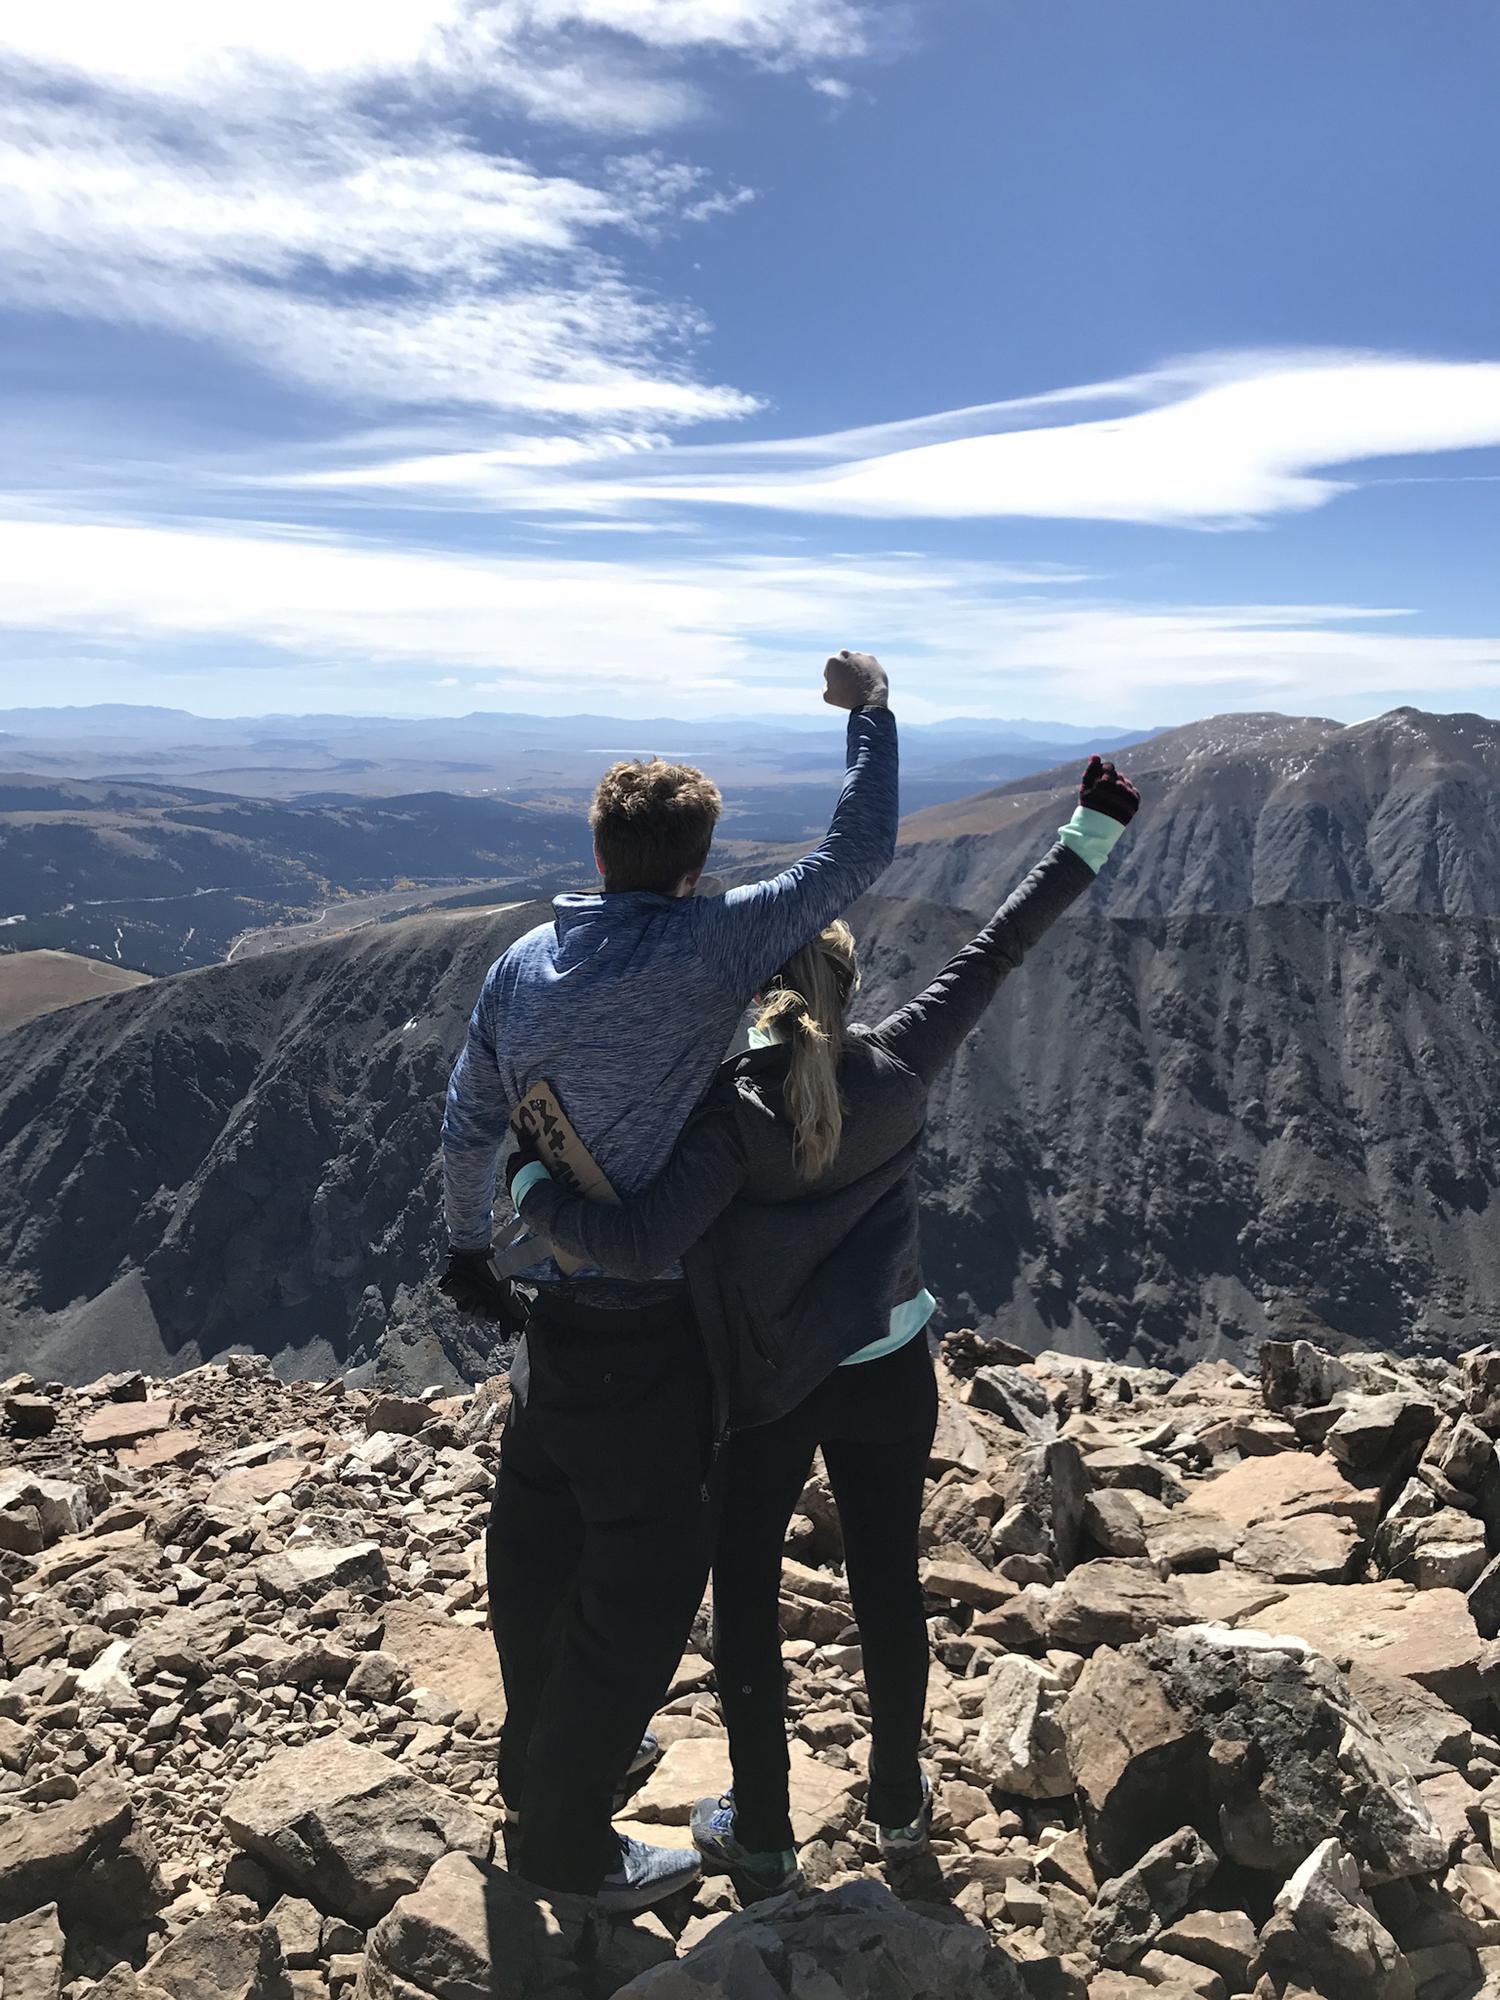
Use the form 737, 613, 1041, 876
7, 1333, 1500, 1996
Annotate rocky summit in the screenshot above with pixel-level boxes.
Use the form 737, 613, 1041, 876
9, 1338, 1500, 1996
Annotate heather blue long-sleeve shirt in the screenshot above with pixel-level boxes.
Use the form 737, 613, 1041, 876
441, 707, 899, 1297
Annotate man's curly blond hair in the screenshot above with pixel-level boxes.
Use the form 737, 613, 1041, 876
589, 758, 723, 894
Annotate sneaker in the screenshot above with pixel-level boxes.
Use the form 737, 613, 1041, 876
595, 1832, 703, 1914
876, 1772, 932, 1858
623, 1728, 663, 1786
690, 1791, 804, 1904
502, 1731, 663, 1825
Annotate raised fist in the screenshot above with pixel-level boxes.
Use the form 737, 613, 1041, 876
823, 650, 889, 711
1078, 755, 1141, 826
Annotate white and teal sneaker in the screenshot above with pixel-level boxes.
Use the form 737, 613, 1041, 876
876, 1772, 932, 1858
690, 1791, 804, 1904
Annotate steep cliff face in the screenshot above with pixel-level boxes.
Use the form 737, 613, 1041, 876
857, 895, 1500, 1366
2, 878, 1498, 1381
888, 709, 1500, 922
0, 903, 545, 1382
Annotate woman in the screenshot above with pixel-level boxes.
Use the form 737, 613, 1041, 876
506, 755, 1140, 1901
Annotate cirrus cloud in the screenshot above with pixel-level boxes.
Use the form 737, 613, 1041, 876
0, 2, 876, 423
288, 349, 1500, 525
1, 511, 1498, 719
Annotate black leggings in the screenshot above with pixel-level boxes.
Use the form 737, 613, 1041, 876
711, 1331, 939, 1852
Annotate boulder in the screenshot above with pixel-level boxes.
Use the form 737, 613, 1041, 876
378, 1601, 505, 1722
1343, 1664, 1472, 1779
5, 1396, 57, 1439
630, 1737, 732, 1827
0, 1906, 65, 2000
0, 1471, 92, 1545
1180, 1450, 1381, 1533
1083, 1490, 1148, 1558
118, 1427, 203, 1472
363, 1393, 432, 1437
1094, 1826, 1218, 1969
929, 1392, 988, 1477
1257, 1839, 1414, 2000
1325, 1396, 1439, 1477
79, 1401, 176, 1448
1063, 1625, 1446, 1887
207, 1461, 314, 1512
142, 1907, 291, 2000
1469, 1554, 1500, 1641
1376, 1508, 1488, 1592
1060, 1645, 1200, 1879
612, 1879, 1030, 1998
1048, 1561, 1191, 1650
971, 1656, 1073, 1799
0, 1776, 163, 1924
266, 1897, 323, 1970
921, 1551, 1018, 1611
254, 1542, 388, 1605
1260, 1340, 1358, 1413
1235, 1580, 1500, 1716
222, 1737, 492, 1924
920, 1478, 1004, 1561
1462, 1349, 1500, 1437
1156, 1910, 1258, 1989
1005, 1438, 1089, 1573
1237, 1512, 1363, 1584
354, 1852, 604, 2000
970, 1366, 1057, 1442
782, 1741, 862, 1846
1433, 1415, 1494, 1494
1081, 1447, 1181, 1502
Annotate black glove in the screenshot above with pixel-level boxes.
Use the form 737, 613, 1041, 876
1078, 754, 1141, 825
439, 1248, 524, 1327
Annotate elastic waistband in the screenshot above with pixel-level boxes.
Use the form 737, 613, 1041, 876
530, 1290, 693, 1337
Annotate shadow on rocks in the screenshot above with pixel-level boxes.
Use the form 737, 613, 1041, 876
360, 1855, 1032, 2000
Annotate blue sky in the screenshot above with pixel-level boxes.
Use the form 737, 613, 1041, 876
1, 0, 1498, 723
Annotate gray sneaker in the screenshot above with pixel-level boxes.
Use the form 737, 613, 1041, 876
876, 1772, 932, 1857
502, 1730, 663, 1826
595, 1832, 703, 1914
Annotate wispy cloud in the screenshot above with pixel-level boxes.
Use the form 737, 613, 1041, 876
1, 512, 1497, 718
288, 349, 1500, 524
0, 3, 870, 422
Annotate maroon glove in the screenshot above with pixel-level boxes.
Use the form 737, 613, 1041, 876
1078, 755, 1141, 825
504, 1126, 544, 1203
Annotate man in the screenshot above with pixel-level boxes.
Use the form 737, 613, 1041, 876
439, 650, 898, 1912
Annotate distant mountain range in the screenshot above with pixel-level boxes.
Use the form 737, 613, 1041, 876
0, 777, 596, 972
0, 705, 1163, 972
2, 703, 1496, 1385
0, 700, 1154, 824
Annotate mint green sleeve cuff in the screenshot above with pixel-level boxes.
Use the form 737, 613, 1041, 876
510, 1160, 553, 1207
1057, 805, 1126, 874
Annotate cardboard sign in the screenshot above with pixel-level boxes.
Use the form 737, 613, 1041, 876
512, 1079, 618, 1276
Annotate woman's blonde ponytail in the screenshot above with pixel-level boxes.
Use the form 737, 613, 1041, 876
754, 921, 859, 1181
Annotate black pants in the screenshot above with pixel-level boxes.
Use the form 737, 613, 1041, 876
712, 1331, 938, 1853
486, 1293, 716, 1892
